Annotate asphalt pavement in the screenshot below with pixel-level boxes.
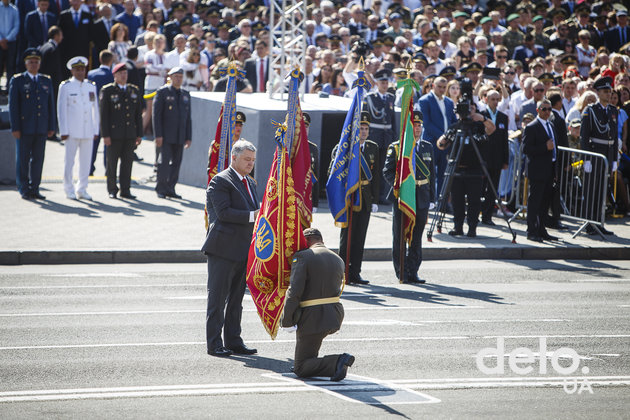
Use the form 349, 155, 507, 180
0, 260, 628, 418
1, 138, 630, 264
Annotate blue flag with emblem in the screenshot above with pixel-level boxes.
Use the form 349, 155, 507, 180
326, 70, 371, 228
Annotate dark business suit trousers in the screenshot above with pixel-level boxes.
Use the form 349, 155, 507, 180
16, 134, 46, 196
294, 330, 340, 378
392, 205, 428, 279
527, 177, 553, 235
451, 174, 483, 231
433, 143, 449, 200
156, 142, 184, 195
206, 255, 247, 352
481, 167, 501, 221
0, 41, 17, 87
106, 138, 135, 194
339, 203, 370, 282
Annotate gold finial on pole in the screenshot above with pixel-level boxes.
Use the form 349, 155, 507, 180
358, 56, 365, 72
405, 57, 413, 79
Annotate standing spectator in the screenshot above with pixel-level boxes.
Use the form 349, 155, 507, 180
0, 0, 19, 91
152, 67, 192, 199
165, 33, 186, 71
58, 0, 93, 76
114, 0, 142, 43
144, 34, 167, 135
39, 26, 63, 100
202, 140, 259, 358
108, 22, 131, 64
24, 0, 56, 49
99, 62, 143, 199
87, 49, 114, 175
181, 49, 203, 91
92, 3, 114, 65
57, 56, 99, 200
244, 39, 269, 93
9, 48, 55, 200
604, 9, 630, 54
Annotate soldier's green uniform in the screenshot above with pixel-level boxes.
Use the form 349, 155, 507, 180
502, 28, 525, 57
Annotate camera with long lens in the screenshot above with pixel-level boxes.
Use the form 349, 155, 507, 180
455, 78, 474, 121
352, 39, 371, 62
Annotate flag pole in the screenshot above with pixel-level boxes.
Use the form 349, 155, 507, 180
399, 211, 405, 283
345, 192, 353, 285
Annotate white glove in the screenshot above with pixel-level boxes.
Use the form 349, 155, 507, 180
281, 325, 297, 333
371, 203, 378, 213
583, 161, 592, 173
312, 207, 318, 213
429, 202, 436, 210
612, 161, 618, 173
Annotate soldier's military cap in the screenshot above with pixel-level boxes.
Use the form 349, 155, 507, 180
575, 3, 591, 15
534, 1, 548, 11
480, 16, 492, 24
66, 56, 88, 69
374, 68, 391, 81
464, 62, 482, 73
593, 76, 613, 90
389, 12, 402, 20
569, 118, 581, 128
522, 112, 536, 122
412, 110, 423, 124
532, 15, 544, 23
425, 29, 439, 39
413, 52, 428, 65
548, 8, 567, 19
371, 38, 384, 47
393, 68, 407, 79
172, 1, 187, 11
329, 34, 341, 44
241, 3, 258, 13
618, 9, 628, 17
360, 112, 371, 125
383, 35, 395, 46
453, 11, 468, 19
23, 48, 42, 61
112, 62, 129, 74
235, 111, 246, 123
538, 72, 554, 83
507, 13, 520, 23
206, 7, 220, 17
217, 21, 231, 30
303, 112, 311, 126
168, 66, 184, 75
180, 17, 193, 26
439, 66, 456, 77
436, 3, 447, 11
560, 54, 577, 65
495, 0, 508, 10
530, 59, 544, 69
251, 21, 266, 31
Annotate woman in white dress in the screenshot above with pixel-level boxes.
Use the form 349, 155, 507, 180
108, 23, 132, 64
575, 30, 596, 79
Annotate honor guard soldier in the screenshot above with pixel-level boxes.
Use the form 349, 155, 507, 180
207, 111, 247, 177
329, 112, 379, 285
100, 62, 143, 199
57, 56, 99, 200
580, 76, 617, 235
303, 112, 320, 209
9, 48, 56, 200
153, 66, 192, 199
363, 68, 397, 203
383, 111, 435, 284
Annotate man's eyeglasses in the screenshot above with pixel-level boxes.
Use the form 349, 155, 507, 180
497, 55, 508, 59
533, 88, 545, 92
539, 107, 551, 111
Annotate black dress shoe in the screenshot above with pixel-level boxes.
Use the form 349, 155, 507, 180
467, 228, 477, 238
21, 193, 33, 200
481, 219, 496, 226
209, 346, 233, 357
167, 193, 183, 199
448, 229, 464, 236
547, 221, 568, 230
600, 226, 614, 235
109, 193, 117, 199
31, 192, 46, 200
228, 344, 257, 355
331, 353, 355, 382
133, 153, 144, 162
527, 234, 543, 242
542, 233, 559, 241
157, 193, 166, 199
120, 192, 137, 199
349, 276, 369, 285
403, 274, 425, 284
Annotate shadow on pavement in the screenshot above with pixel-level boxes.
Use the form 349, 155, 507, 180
231, 354, 293, 374
342, 284, 455, 307
505, 259, 628, 277
418, 283, 510, 305
34, 199, 101, 218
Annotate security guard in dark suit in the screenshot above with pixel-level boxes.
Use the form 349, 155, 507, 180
363, 68, 397, 203
280, 228, 354, 381
100, 62, 143, 199
153, 66, 192, 199
580, 76, 617, 235
303, 112, 320, 209
329, 112, 379, 285
9, 48, 56, 200
383, 111, 435, 284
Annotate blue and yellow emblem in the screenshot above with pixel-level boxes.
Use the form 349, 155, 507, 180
254, 217, 275, 262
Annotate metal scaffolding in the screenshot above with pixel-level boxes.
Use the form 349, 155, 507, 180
268, 0, 307, 99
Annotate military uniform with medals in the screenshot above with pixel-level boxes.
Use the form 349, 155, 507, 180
383, 111, 435, 284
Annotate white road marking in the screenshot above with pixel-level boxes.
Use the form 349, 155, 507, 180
44, 273, 142, 278
0, 376, 628, 403
1, 335, 629, 351
0, 284, 202, 290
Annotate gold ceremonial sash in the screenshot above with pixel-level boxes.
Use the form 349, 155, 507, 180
299, 296, 341, 308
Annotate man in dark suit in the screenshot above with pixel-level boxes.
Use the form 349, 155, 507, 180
418, 75, 457, 199
16, 0, 38, 71
512, 34, 545, 69
99, 62, 143, 199
91, 3, 114, 64
38, 26, 63, 99
523, 99, 558, 242
244, 39, 269, 93
302, 113, 320, 208
9, 48, 56, 200
48, 0, 70, 17
24, 0, 56, 49
480, 90, 509, 226
202, 139, 260, 358
87, 50, 114, 175
280, 227, 354, 381
152, 67, 191, 199
547, 92, 570, 230
58, 0, 93, 76
605, 9, 630, 53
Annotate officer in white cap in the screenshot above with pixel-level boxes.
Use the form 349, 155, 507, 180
57, 56, 100, 200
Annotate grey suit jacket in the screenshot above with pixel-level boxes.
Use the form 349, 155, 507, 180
280, 243, 344, 335
201, 167, 259, 262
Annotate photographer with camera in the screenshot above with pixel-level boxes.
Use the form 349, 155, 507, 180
437, 79, 496, 238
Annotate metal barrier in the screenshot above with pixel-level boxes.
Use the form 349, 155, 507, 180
500, 137, 527, 222
557, 146, 609, 238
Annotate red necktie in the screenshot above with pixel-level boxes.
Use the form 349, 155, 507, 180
242, 177, 252, 202
258, 59, 265, 92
